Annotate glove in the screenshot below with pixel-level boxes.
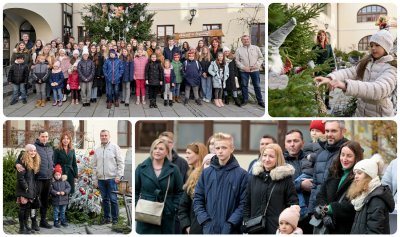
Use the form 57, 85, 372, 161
66, 84, 70, 90
322, 215, 335, 229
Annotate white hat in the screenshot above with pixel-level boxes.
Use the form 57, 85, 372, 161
73, 49, 80, 55
370, 30, 394, 54
59, 48, 66, 54
82, 46, 89, 55
223, 46, 231, 53
353, 153, 385, 179
25, 144, 36, 151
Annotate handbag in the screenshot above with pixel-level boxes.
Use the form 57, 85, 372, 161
245, 184, 276, 233
135, 175, 170, 226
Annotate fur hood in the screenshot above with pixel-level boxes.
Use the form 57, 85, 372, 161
252, 161, 295, 181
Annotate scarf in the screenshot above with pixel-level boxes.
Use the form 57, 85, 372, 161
351, 176, 381, 211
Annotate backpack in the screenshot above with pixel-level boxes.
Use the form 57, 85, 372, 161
184, 60, 200, 72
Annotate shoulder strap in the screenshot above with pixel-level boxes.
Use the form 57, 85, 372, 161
262, 183, 276, 216
163, 175, 171, 203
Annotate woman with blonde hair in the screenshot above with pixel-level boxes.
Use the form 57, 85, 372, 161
243, 144, 298, 234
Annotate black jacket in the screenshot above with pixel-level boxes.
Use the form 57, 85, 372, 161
172, 150, 189, 184
7, 62, 29, 84
51, 176, 71, 206
243, 163, 298, 234
350, 185, 395, 234
16, 162, 38, 199
225, 59, 240, 91
178, 191, 203, 234
316, 172, 355, 234
145, 60, 164, 86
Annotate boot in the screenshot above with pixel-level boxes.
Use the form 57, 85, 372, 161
149, 99, 154, 108
153, 100, 158, 108
169, 100, 173, 106
176, 96, 182, 103
214, 99, 220, 107
164, 100, 168, 106
184, 98, 189, 105
40, 219, 53, 229
142, 96, 146, 105
233, 97, 241, 107
136, 96, 140, 105
106, 102, 112, 109
195, 99, 202, 105
40, 100, 46, 107
224, 97, 229, 105
115, 100, 119, 107
31, 216, 40, 231
19, 206, 30, 234
24, 208, 33, 233
35, 100, 42, 108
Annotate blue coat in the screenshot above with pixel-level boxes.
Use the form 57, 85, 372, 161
34, 139, 54, 180
163, 46, 181, 61
121, 60, 134, 83
49, 71, 64, 89
193, 155, 248, 234
103, 57, 124, 84
183, 60, 202, 86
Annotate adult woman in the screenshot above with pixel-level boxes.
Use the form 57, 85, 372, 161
31, 40, 44, 64
53, 131, 78, 193
135, 139, 184, 234
210, 38, 223, 61
315, 141, 363, 234
196, 40, 205, 57
178, 143, 208, 234
243, 144, 298, 234
11, 41, 32, 66
180, 41, 190, 62
348, 154, 395, 234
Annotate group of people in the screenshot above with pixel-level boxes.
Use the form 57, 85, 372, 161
135, 121, 396, 234
15, 129, 125, 234
7, 33, 265, 110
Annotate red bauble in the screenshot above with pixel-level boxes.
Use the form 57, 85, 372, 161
77, 160, 80, 163
84, 177, 88, 182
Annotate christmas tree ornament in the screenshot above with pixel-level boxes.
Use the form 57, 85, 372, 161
140, 15, 145, 22
105, 26, 110, 32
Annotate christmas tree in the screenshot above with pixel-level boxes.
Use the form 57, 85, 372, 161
68, 149, 102, 214
81, 3, 155, 42
268, 3, 329, 117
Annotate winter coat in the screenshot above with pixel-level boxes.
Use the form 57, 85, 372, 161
135, 157, 184, 234
51, 175, 71, 206
78, 59, 95, 82
11, 50, 32, 67
121, 59, 134, 83
133, 56, 148, 80
16, 162, 38, 199
302, 142, 323, 176
199, 59, 211, 77
92, 54, 105, 88
350, 185, 395, 234
210, 48, 223, 61
171, 60, 183, 83
32, 62, 50, 84
327, 55, 396, 117
208, 61, 229, 89
312, 44, 335, 70
284, 150, 308, 193
67, 71, 80, 90
103, 57, 124, 84
34, 139, 54, 180
92, 142, 124, 181
163, 46, 181, 61
235, 45, 264, 72
53, 148, 78, 194
145, 60, 164, 86
7, 62, 29, 84
57, 56, 71, 78
178, 191, 203, 234
243, 163, 298, 234
193, 155, 248, 234
308, 138, 348, 212
163, 67, 176, 85
316, 171, 355, 234
49, 71, 64, 89
172, 150, 189, 184
382, 159, 397, 202
226, 59, 240, 91
183, 60, 202, 87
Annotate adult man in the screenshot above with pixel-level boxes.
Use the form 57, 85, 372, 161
193, 133, 248, 234
92, 130, 125, 225
22, 33, 34, 50
247, 134, 277, 173
16, 130, 54, 230
235, 35, 265, 107
163, 37, 181, 61
308, 120, 348, 214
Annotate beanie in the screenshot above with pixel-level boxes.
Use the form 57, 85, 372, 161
223, 46, 231, 53
279, 205, 300, 229
353, 153, 384, 179
109, 49, 116, 55
54, 164, 63, 175
82, 47, 89, 55
73, 49, 80, 56
53, 61, 61, 68
309, 120, 325, 134
370, 30, 394, 54
25, 144, 36, 151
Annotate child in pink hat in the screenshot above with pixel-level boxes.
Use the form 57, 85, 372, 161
277, 205, 303, 234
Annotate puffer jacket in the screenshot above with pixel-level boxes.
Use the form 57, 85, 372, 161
133, 55, 148, 80
327, 55, 396, 117
16, 161, 38, 199
32, 62, 50, 84
243, 162, 298, 234
49, 71, 64, 89
50, 175, 71, 206
235, 45, 264, 72
183, 60, 202, 86
103, 57, 124, 84
7, 61, 29, 84
57, 56, 71, 78
208, 60, 229, 89
145, 60, 164, 86
92, 142, 124, 181
78, 59, 95, 82
67, 71, 80, 90
34, 139, 54, 180
121, 59, 134, 83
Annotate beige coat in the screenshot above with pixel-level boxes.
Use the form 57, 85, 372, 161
327, 55, 396, 117
235, 45, 264, 72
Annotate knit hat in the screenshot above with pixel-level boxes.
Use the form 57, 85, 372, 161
53, 61, 61, 68
109, 49, 116, 55
370, 30, 394, 54
73, 49, 80, 55
353, 153, 385, 179
82, 47, 89, 55
279, 205, 301, 229
223, 46, 231, 53
59, 48, 66, 54
25, 144, 36, 151
54, 164, 63, 175
309, 120, 325, 134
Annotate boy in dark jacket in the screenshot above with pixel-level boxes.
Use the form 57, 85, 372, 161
51, 164, 71, 228
8, 54, 30, 105
103, 49, 124, 109
183, 51, 202, 105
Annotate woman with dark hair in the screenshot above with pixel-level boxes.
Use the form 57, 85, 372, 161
314, 140, 363, 234
180, 41, 190, 62
210, 38, 223, 61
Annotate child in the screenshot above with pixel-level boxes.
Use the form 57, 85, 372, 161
145, 53, 164, 108
163, 59, 176, 106
199, 47, 212, 103
51, 164, 71, 228
78, 47, 95, 107
103, 48, 124, 109
56, 49, 71, 102
49, 61, 64, 106
32, 55, 50, 107
208, 52, 228, 107
171, 53, 183, 103
315, 30, 396, 117
183, 51, 202, 105
120, 48, 134, 106
16, 144, 40, 234
277, 205, 303, 235
223, 47, 241, 106
7, 54, 29, 105
134, 48, 148, 105
67, 62, 80, 104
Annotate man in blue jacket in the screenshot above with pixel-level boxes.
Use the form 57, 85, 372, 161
193, 132, 248, 234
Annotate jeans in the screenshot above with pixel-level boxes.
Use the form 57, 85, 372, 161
164, 84, 173, 100
53, 204, 67, 224
240, 71, 263, 103
35, 83, 46, 100
91, 87, 98, 99
173, 83, 181, 97
106, 82, 120, 102
201, 76, 212, 100
52, 88, 62, 101
121, 82, 131, 102
185, 85, 199, 100
80, 81, 93, 104
98, 179, 119, 222
295, 173, 313, 217
11, 83, 27, 101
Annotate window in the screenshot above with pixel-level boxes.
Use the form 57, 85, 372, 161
135, 121, 173, 150
62, 4, 73, 44
20, 21, 36, 43
357, 5, 387, 23
3, 26, 10, 65
118, 121, 132, 148
358, 35, 372, 51
157, 25, 174, 47
202, 24, 222, 45
251, 23, 265, 47
176, 122, 205, 150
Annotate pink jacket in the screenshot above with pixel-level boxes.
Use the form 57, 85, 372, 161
57, 56, 71, 79
134, 56, 148, 80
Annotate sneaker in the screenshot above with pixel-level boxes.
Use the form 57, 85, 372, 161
62, 94, 67, 102
40, 221, 53, 229
54, 222, 61, 228
9, 100, 17, 105
22, 99, 27, 104
100, 219, 111, 225
125, 103, 129, 107
61, 223, 69, 227
58, 101, 63, 107
258, 101, 265, 108
52, 101, 58, 106
112, 220, 118, 225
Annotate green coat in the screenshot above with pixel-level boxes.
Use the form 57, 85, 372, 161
135, 157, 184, 234
53, 148, 78, 193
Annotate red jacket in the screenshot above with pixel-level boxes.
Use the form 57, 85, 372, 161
67, 71, 80, 90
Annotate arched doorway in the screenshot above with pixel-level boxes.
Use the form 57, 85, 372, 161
20, 21, 36, 44
3, 26, 10, 66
